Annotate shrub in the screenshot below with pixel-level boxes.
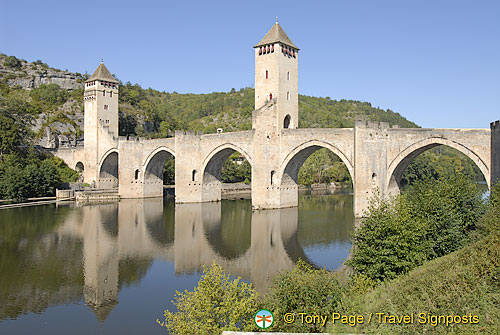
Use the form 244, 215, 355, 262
157, 263, 258, 335
348, 174, 486, 282
261, 260, 343, 333
3, 56, 22, 69
29, 83, 68, 105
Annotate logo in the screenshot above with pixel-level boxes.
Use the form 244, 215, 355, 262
254, 309, 274, 329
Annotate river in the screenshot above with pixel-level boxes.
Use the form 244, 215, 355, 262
0, 189, 354, 334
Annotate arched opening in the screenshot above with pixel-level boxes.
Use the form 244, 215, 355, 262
75, 162, 84, 172
388, 144, 488, 194
144, 149, 175, 197
280, 145, 353, 208
283, 114, 291, 128
202, 146, 252, 202
99, 151, 118, 189
280, 145, 355, 271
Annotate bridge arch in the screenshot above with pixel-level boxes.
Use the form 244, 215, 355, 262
143, 147, 176, 186
279, 140, 354, 188
98, 149, 119, 188
278, 140, 353, 208
386, 137, 490, 193
202, 143, 253, 185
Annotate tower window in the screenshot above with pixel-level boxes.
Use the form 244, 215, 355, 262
104, 105, 108, 110
135, 169, 140, 180
287, 92, 290, 100
192, 170, 197, 182
284, 114, 291, 128
271, 170, 276, 185
287, 72, 290, 80
266, 70, 268, 79
103, 91, 105, 96
110, 91, 112, 97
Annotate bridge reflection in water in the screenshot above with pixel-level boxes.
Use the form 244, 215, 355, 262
0, 195, 353, 325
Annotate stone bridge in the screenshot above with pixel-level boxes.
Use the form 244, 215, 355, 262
52, 22, 500, 217
57, 114, 499, 217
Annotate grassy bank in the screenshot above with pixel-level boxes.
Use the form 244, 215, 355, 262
330, 230, 500, 334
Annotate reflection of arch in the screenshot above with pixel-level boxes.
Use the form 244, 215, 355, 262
387, 137, 490, 191
99, 150, 119, 188
202, 143, 253, 185
75, 162, 84, 172
145, 201, 174, 247
284, 114, 291, 128
203, 201, 252, 260
143, 147, 175, 184
279, 140, 354, 187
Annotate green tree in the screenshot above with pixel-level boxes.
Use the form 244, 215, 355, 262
3, 56, 22, 69
262, 259, 343, 333
29, 83, 68, 105
347, 174, 486, 282
0, 114, 23, 155
157, 263, 258, 334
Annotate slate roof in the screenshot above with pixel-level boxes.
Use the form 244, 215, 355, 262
254, 22, 298, 49
86, 62, 118, 83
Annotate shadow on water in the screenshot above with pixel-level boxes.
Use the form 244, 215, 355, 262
0, 189, 354, 333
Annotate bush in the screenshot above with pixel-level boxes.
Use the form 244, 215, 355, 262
3, 56, 22, 69
332, 228, 500, 335
261, 260, 343, 333
29, 83, 68, 105
0, 154, 78, 201
157, 263, 258, 334
348, 174, 486, 282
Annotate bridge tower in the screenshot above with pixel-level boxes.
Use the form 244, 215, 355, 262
252, 20, 300, 209
83, 61, 119, 186
254, 19, 299, 130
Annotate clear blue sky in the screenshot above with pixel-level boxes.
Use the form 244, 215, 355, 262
1, 0, 499, 128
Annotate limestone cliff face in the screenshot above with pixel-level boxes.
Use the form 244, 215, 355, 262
0, 54, 86, 147
0, 54, 84, 90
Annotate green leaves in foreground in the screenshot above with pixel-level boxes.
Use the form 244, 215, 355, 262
157, 263, 258, 335
262, 259, 343, 333
348, 174, 486, 282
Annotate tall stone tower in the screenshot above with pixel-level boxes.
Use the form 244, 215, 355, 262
254, 20, 299, 130
251, 21, 300, 210
83, 61, 119, 184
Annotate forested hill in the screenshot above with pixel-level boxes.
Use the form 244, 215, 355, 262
119, 85, 418, 137
0, 53, 417, 143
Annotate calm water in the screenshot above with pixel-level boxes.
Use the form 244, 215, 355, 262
0, 191, 354, 334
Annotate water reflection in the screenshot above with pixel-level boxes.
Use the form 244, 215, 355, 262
0, 193, 353, 328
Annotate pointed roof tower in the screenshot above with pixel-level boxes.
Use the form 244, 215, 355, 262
86, 60, 118, 83
254, 19, 299, 49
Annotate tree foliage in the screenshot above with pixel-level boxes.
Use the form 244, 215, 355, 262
401, 145, 483, 187
298, 148, 352, 186
348, 174, 486, 282
2, 56, 22, 69
261, 259, 343, 333
221, 153, 251, 183
157, 263, 258, 335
